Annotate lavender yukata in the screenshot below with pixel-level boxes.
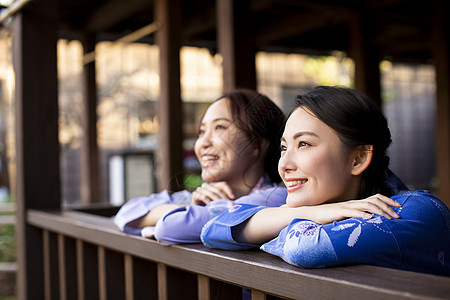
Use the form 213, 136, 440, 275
114, 175, 287, 244
201, 191, 450, 277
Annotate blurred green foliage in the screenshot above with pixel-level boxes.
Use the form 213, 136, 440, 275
0, 197, 17, 299
184, 174, 203, 191
0, 224, 15, 262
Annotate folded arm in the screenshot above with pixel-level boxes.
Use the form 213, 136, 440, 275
233, 194, 400, 244
155, 186, 288, 244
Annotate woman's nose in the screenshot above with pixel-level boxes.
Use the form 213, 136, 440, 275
278, 150, 296, 173
197, 131, 213, 149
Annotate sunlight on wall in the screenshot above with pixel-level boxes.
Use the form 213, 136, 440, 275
257, 51, 353, 111
0, 30, 15, 198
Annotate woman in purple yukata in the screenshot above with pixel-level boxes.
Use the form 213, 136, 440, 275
201, 86, 450, 277
114, 89, 288, 242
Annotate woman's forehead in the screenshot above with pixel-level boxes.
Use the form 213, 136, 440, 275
283, 107, 336, 141
202, 98, 232, 122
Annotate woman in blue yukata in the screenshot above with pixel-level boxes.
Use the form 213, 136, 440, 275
201, 86, 450, 277
114, 89, 288, 242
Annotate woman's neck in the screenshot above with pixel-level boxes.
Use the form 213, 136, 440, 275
227, 166, 265, 199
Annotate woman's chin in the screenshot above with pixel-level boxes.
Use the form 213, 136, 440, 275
201, 171, 221, 183
286, 195, 310, 208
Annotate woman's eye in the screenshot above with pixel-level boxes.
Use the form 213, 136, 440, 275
215, 124, 225, 130
280, 145, 287, 152
298, 141, 309, 148
198, 129, 205, 136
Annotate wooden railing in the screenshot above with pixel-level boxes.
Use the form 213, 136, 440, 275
26, 209, 450, 300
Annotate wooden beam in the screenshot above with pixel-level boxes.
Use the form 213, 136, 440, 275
81, 35, 101, 204
12, 0, 60, 298
216, 0, 256, 91
0, 0, 32, 24
84, 0, 152, 33
348, 12, 381, 105
432, 0, 450, 207
182, 6, 215, 40
155, 0, 184, 192
254, 10, 349, 46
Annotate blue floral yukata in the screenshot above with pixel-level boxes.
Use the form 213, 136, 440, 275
201, 191, 450, 277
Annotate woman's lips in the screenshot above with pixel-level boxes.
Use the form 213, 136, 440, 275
200, 154, 219, 168
284, 179, 307, 193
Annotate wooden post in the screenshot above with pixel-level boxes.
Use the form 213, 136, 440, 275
155, 0, 184, 192
348, 11, 381, 105
432, 0, 450, 207
12, 0, 60, 298
216, 0, 256, 91
81, 35, 101, 204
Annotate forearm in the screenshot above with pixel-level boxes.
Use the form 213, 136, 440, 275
233, 206, 311, 244
154, 205, 214, 244
137, 204, 184, 227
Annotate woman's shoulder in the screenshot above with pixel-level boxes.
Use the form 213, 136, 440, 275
239, 185, 287, 207
392, 190, 450, 228
393, 190, 447, 208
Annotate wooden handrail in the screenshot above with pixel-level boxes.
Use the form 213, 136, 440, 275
0, 202, 15, 213
27, 209, 450, 300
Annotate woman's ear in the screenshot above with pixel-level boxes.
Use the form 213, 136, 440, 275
351, 145, 373, 175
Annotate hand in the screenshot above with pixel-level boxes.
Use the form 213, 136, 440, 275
303, 194, 401, 225
191, 182, 235, 206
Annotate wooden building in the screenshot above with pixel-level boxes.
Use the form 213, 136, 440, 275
1, 0, 450, 299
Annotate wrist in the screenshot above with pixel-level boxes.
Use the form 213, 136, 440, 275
292, 205, 320, 223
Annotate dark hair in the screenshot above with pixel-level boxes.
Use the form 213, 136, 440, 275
293, 86, 393, 198
215, 89, 285, 183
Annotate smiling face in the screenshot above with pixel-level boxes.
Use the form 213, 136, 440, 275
194, 98, 259, 185
279, 107, 361, 207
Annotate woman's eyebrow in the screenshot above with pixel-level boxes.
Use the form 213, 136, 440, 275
200, 118, 231, 126
281, 131, 318, 143
212, 118, 231, 122
293, 131, 319, 139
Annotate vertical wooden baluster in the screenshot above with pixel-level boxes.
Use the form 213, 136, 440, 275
124, 254, 134, 300
43, 230, 50, 300
76, 240, 84, 300
157, 263, 167, 300
252, 289, 266, 300
98, 246, 106, 300
58, 234, 66, 300
197, 274, 210, 300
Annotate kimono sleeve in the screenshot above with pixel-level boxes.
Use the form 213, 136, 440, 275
154, 200, 231, 245
261, 216, 401, 269
261, 191, 450, 275
201, 204, 266, 250
113, 189, 191, 235
153, 187, 287, 245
